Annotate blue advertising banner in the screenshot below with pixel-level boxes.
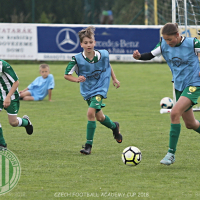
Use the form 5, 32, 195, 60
37, 25, 161, 61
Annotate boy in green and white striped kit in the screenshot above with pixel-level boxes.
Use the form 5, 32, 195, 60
0, 59, 33, 150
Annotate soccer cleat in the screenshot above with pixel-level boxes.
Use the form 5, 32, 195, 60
80, 143, 92, 155
0, 144, 7, 151
23, 115, 33, 135
112, 122, 122, 143
160, 152, 175, 165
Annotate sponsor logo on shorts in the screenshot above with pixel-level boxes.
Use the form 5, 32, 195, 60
95, 95, 101, 102
189, 86, 196, 93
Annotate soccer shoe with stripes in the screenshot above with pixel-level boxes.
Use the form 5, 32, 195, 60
80, 144, 92, 155
0, 144, 7, 151
23, 115, 33, 135
160, 152, 175, 165
112, 122, 122, 143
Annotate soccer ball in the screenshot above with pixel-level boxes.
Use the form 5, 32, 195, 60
122, 146, 142, 166
160, 97, 173, 109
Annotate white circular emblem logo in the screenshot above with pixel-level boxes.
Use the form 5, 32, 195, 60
0, 150, 21, 195
56, 28, 79, 52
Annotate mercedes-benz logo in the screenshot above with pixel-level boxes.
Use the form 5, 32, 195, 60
56, 28, 79, 52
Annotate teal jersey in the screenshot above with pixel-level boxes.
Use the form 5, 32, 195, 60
161, 37, 200, 91
151, 37, 200, 56
0, 60, 19, 101
65, 50, 101, 75
74, 50, 111, 100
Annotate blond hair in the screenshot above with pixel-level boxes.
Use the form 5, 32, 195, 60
161, 23, 179, 35
39, 63, 49, 70
78, 26, 95, 43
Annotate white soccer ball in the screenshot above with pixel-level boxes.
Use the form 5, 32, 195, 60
122, 146, 142, 166
160, 97, 173, 109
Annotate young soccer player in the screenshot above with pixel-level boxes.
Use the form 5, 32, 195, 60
133, 23, 200, 165
64, 26, 122, 155
19, 64, 55, 101
0, 59, 33, 150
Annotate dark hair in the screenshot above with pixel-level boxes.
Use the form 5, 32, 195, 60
78, 26, 95, 43
161, 23, 179, 35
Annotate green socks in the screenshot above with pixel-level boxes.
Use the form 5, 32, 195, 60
86, 121, 96, 145
17, 117, 28, 127
100, 115, 116, 129
0, 126, 6, 146
195, 121, 200, 133
168, 123, 181, 154
86, 116, 116, 146
21, 118, 28, 127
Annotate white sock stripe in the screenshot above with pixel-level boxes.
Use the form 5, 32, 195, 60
17, 117, 22, 127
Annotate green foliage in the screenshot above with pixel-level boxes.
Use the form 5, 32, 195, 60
0, 0, 145, 24
40, 12, 50, 23
112, 0, 145, 25
1, 63, 200, 200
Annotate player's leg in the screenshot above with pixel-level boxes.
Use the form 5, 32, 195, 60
0, 109, 7, 150
160, 94, 192, 165
6, 100, 33, 135
20, 91, 34, 101
182, 86, 200, 133
80, 107, 96, 155
19, 91, 31, 99
23, 96, 34, 101
182, 109, 200, 130
0, 102, 7, 149
96, 110, 122, 143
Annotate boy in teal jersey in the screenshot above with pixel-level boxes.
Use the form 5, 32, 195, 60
133, 23, 200, 165
0, 60, 33, 150
64, 26, 122, 155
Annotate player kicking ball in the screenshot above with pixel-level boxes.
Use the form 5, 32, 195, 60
64, 26, 122, 155
0, 59, 33, 150
133, 23, 200, 165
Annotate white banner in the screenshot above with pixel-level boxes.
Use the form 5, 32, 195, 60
0, 23, 37, 60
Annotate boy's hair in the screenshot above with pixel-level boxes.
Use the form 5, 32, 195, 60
39, 64, 49, 70
78, 26, 95, 43
161, 23, 179, 35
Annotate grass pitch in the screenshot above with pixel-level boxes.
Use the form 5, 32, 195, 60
1, 62, 200, 200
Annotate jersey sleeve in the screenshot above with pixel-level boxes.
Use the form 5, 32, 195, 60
151, 42, 162, 57
65, 57, 78, 75
2, 61, 18, 83
194, 38, 200, 53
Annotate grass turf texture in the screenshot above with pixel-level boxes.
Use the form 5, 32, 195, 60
1, 63, 200, 200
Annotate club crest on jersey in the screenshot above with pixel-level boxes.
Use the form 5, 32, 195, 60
171, 57, 188, 67
172, 57, 182, 67
96, 95, 101, 102
189, 86, 196, 92
86, 69, 106, 80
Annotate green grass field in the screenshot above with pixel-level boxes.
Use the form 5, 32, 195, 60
1, 62, 200, 200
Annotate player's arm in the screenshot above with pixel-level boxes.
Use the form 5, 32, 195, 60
110, 64, 120, 88
4, 80, 19, 108
64, 57, 86, 83
48, 89, 52, 101
133, 42, 161, 60
19, 88, 28, 94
